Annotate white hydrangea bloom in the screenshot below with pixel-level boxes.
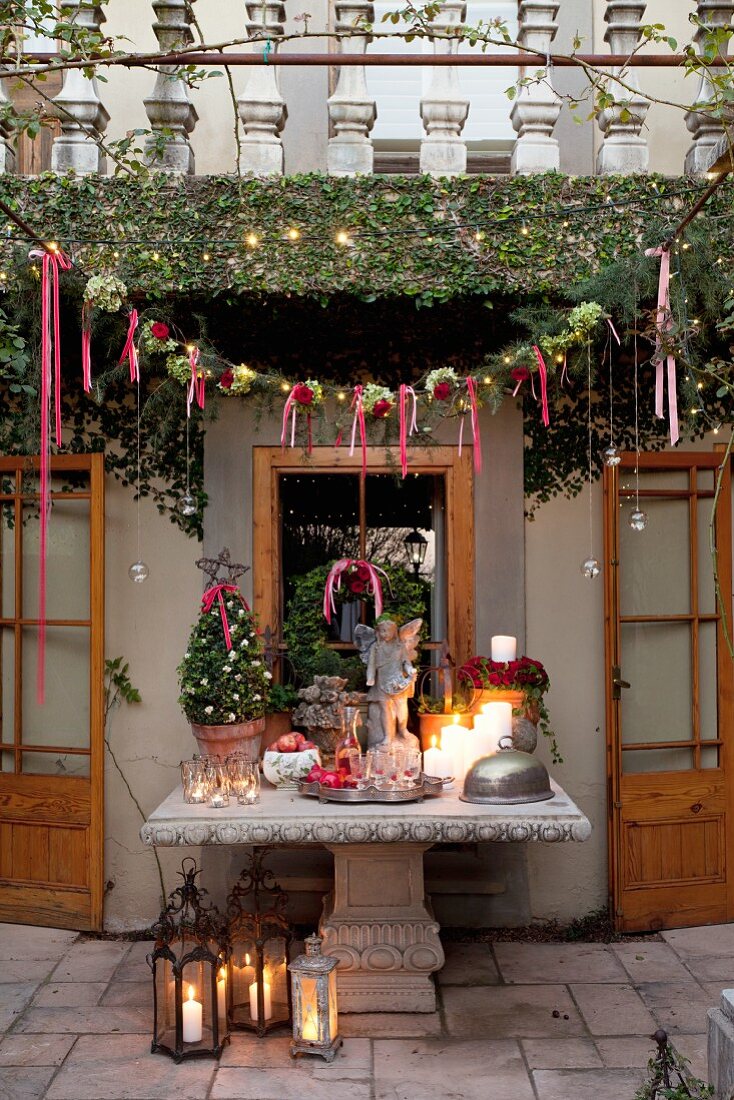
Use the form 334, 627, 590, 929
253, 694, 261, 702
229, 650, 235, 659
251, 660, 261, 667
238, 609, 245, 617
233, 693, 240, 701
200, 678, 208, 686
204, 705, 214, 715
264, 671, 273, 680
228, 712, 236, 722
227, 601, 233, 609
223, 665, 231, 673
234, 674, 242, 682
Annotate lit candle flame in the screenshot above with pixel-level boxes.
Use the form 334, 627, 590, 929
187, 985, 195, 1002
430, 734, 437, 749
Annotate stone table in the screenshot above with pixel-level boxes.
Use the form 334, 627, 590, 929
141, 781, 590, 1013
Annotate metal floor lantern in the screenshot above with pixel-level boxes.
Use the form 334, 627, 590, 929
147, 858, 230, 1063
225, 849, 293, 1036
289, 934, 342, 1062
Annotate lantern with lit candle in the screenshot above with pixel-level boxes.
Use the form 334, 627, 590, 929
289, 934, 341, 1062
148, 858, 229, 1063
225, 850, 292, 1037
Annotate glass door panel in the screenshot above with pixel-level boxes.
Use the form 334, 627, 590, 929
621, 622, 692, 747
22, 627, 90, 750
619, 498, 690, 617
21, 500, 91, 620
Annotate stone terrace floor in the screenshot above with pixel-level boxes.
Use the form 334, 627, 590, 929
1, 922, 732, 1099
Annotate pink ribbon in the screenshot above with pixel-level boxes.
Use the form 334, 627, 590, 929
645, 245, 679, 445
532, 345, 550, 428
466, 377, 482, 473
281, 387, 297, 450
398, 384, 418, 479
322, 558, 390, 624
81, 300, 92, 393
201, 583, 249, 651
349, 385, 367, 480
560, 351, 569, 391
607, 318, 621, 345
119, 309, 139, 383
186, 346, 204, 417
30, 246, 72, 705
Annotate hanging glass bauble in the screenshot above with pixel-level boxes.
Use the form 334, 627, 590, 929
128, 560, 150, 583
176, 493, 197, 517
602, 443, 621, 467
628, 509, 648, 532
581, 557, 601, 580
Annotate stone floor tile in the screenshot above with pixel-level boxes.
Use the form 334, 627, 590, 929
611, 941, 695, 984
663, 924, 734, 959
0, 961, 58, 984
637, 981, 711, 1034
340, 1012, 442, 1039
0, 1034, 76, 1067
521, 1038, 602, 1070
532, 1068, 645, 1099
50, 940, 129, 983
570, 984, 655, 1037
0, 925, 77, 961
33, 982, 106, 1007
0, 1066, 56, 1100
373, 1038, 534, 1100
45, 1035, 214, 1099
595, 1037, 657, 1068
211, 1068, 371, 1100
437, 942, 500, 986
442, 984, 586, 1039
112, 942, 155, 983
15, 1006, 150, 1034
682, 957, 734, 983
702, 981, 734, 1003
494, 943, 627, 985
671, 1033, 710, 1082
100, 982, 152, 1007
0, 982, 42, 1030
220, 1034, 370, 1070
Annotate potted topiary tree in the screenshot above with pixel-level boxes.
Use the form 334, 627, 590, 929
178, 549, 271, 760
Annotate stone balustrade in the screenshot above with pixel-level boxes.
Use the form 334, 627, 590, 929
3, 0, 721, 179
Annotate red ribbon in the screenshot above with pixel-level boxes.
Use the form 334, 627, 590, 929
322, 559, 389, 624
645, 245, 679, 445
398, 384, 418, 479
81, 300, 92, 393
201, 583, 250, 651
532, 345, 550, 428
29, 247, 72, 704
349, 385, 367, 479
466, 377, 482, 473
119, 309, 139, 383
186, 346, 204, 417
281, 388, 297, 449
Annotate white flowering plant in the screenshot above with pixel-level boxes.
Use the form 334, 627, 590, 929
177, 593, 271, 725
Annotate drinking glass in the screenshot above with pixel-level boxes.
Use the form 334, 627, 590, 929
349, 753, 369, 791
181, 759, 209, 804
368, 749, 397, 791
402, 749, 422, 788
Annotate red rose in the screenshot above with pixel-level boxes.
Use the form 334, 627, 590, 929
511, 366, 530, 383
433, 382, 451, 401
151, 322, 169, 340
220, 368, 234, 389
356, 563, 371, 581
292, 382, 314, 406
373, 399, 392, 419
348, 578, 366, 595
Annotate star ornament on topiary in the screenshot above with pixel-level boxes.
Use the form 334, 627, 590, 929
194, 547, 250, 588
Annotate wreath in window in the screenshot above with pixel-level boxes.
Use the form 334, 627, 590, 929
283, 561, 428, 687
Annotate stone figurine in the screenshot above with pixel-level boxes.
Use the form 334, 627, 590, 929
292, 675, 363, 757
354, 618, 422, 749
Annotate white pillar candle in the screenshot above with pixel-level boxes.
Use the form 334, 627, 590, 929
464, 722, 497, 774
491, 635, 517, 663
249, 979, 273, 1022
423, 735, 453, 781
182, 985, 203, 1043
217, 969, 226, 1022
478, 701, 513, 753
440, 716, 468, 783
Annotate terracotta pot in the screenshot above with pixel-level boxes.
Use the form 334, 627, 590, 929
191, 718, 266, 762
417, 712, 472, 752
263, 710, 292, 748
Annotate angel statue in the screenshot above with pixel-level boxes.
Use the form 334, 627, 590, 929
354, 617, 423, 749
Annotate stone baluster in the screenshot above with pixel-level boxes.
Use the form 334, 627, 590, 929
327, 0, 376, 176
596, 1, 649, 174
419, 0, 469, 177
510, 1, 561, 174
0, 76, 16, 173
237, 0, 287, 176
144, 0, 199, 173
684, 2, 734, 175
51, 1, 109, 174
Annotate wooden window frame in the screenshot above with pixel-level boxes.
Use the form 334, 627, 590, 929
253, 446, 475, 666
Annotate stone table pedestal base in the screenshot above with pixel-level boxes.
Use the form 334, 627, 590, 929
320, 843, 444, 1013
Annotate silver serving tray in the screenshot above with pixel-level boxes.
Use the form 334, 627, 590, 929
298, 774, 447, 804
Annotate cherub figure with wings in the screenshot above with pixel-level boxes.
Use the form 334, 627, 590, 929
354, 617, 422, 749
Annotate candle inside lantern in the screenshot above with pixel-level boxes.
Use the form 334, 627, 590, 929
249, 978, 273, 1022
190, 784, 205, 804
182, 984, 203, 1043
440, 715, 468, 784
423, 734, 452, 782
491, 635, 517, 663
210, 792, 226, 808
217, 968, 226, 1022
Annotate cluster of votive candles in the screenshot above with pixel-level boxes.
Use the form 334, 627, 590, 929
181, 959, 273, 1043
423, 635, 517, 785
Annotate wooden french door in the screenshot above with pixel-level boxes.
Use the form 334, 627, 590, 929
605, 451, 734, 932
0, 454, 105, 931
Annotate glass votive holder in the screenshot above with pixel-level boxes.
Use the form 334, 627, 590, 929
350, 753, 369, 790
206, 762, 230, 808
181, 759, 209, 804
401, 749, 422, 788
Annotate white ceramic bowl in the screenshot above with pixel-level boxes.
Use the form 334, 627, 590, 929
262, 748, 321, 789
